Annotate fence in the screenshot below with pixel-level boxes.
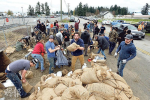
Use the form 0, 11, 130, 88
0, 16, 54, 51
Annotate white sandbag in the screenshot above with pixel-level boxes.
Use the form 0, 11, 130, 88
67, 71, 72, 76
56, 71, 62, 77
82, 63, 87, 69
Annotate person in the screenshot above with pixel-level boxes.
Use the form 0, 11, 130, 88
138, 22, 145, 32
31, 39, 46, 72
114, 34, 136, 77
45, 35, 60, 74
34, 28, 42, 42
81, 28, 90, 56
22, 36, 30, 46
56, 21, 59, 33
99, 24, 106, 35
37, 20, 41, 30
5, 59, 38, 98
87, 22, 90, 30
83, 23, 87, 30
54, 20, 57, 26
62, 31, 70, 56
64, 23, 69, 32
56, 29, 64, 45
118, 26, 128, 46
95, 35, 109, 59
74, 19, 80, 32
16, 39, 23, 51
93, 23, 100, 39
70, 25, 75, 39
41, 23, 47, 36
46, 20, 50, 36
71, 32, 84, 72
90, 21, 94, 33
100, 33, 109, 42
108, 27, 118, 55
126, 30, 133, 43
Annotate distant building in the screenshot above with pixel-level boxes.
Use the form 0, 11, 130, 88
133, 12, 142, 15
0, 12, 7, 16
100, 11, 114, 19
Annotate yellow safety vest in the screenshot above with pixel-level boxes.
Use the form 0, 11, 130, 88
138, 24, 144, 31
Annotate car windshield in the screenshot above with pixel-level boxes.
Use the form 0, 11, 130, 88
125, 25, 137, 30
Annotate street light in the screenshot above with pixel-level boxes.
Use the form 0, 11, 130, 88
21, 7, 23, 23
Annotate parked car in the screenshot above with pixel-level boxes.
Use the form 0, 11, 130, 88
112, 23, 145, 39
102, 20, 111, 25
133, 21, 150, 32
69, 16, 75, 22
111, 20, 128, 26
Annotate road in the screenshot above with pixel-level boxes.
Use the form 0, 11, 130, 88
75, 17, 150, 100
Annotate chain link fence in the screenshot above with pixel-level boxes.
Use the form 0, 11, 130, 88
0, 16, 53, 51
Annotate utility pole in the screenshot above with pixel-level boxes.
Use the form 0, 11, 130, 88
21, 7, 23, 24
68, 3, 70, 17
60, 0, 62, 21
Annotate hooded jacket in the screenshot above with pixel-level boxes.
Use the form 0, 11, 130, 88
96, 36, 109, 50
81, 31, 90, 44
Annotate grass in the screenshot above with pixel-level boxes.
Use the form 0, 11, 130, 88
146, 33, 150, 36
61, 18, 69, 23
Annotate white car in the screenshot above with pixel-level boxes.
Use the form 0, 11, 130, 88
102, 20, 111, 25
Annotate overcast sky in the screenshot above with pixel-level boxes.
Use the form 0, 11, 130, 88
0, 0, 149, 14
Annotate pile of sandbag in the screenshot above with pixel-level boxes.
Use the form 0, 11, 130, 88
67, 43, 80, 52
28, 65, 139, 100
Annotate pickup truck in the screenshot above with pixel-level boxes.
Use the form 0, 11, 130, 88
133, 21, 150, 32
111, 20, 129, 26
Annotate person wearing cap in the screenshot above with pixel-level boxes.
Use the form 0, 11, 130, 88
31, 39, 46, 72
71, 32, 84, 72
5, 59, 38, 98
81, 28, 90, 56
114, 34, 136, 77
99, 24, 106, 35
125, 30, 133, 43
74, 18, 80, 32
45, 35, 60, 74
108, 27, 118, 55
62, 31, 70, 56
56, 29, 64, 45
118, 26, 128, 46
95, 35, 109, 59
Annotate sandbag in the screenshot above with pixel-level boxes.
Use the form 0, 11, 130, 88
91, 61, 106, 67
96, 68, 111, 81
25, 71, 33, 79
54, 84, 67, 96
90, 52, 104, 59
72, 69, 83, 76
5, 46, 15, 54
116, 89, 130, 100
88, 95, 96, 100
86, 83, 116, 100
81, 68, 99, 84
62, 69, 68, 76
0, 83, 5, 89
42, 88, 57, 100
53, 97, 61, 100
45, 78, 59, 88
69, 79, 82, 87
67, 43, 80, 52
59, 77, 73, 87
22, 81, 33, 93
87, 47, 90, 53
93, 41, 98, 47
28, 91, 37, 100
62, 85, 89, 100
34, 82, 41, 91
130, 96, 140, 100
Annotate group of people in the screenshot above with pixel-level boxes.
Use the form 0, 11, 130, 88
5, 18, 137, 99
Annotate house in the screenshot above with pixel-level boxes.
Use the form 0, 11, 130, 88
100, 11, 114, 19
0, 12, 7, 16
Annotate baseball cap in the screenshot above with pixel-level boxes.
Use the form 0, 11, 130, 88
49, 35, 54, 39
32, 58, 38, 65
125, 34, 133, 39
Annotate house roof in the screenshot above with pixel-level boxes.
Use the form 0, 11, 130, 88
100, 11, 112, 16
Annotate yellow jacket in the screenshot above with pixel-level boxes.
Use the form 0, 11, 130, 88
138, 24, 144, 31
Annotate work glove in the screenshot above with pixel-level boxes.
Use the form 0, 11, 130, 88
122, 59, 127, 64
114, 52, 117, 58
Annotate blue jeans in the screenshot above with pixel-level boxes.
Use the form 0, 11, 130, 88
75, 29, 78, 32
5, 69, 27, 97
109, 41, 116, 54
31, 54, 45, 70
47, 28, 50, 35
117, 58, 126, 77
48, 57, 55, 74
97, 47, 106, 59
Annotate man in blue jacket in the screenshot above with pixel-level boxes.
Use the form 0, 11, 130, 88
114, 34, 136, 77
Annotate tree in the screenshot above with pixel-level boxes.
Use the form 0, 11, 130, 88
35, 1, 41, 15
7, 10, 13, 15
27, 5, 34, 16
70, 10, 73, 15
41, 3, 45, 14
95, 9, 100, 15
141, 3, 149, 15
78, 2, 83, 16
45, 2, 50, 15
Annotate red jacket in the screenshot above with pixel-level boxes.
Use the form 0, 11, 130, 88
32, 42, 45, 54
75, 20, 80, 29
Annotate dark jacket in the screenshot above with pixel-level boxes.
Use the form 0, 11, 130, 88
118, 31, 126, 42
93, 26, 100, 34
81, 31, 90, 44
83, 23, 87, 29
41, 25, 46, 32
63, 32, 70, 42
97, 36, 109, 50
109, 30, 118, 43
37, 23, 41, 30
